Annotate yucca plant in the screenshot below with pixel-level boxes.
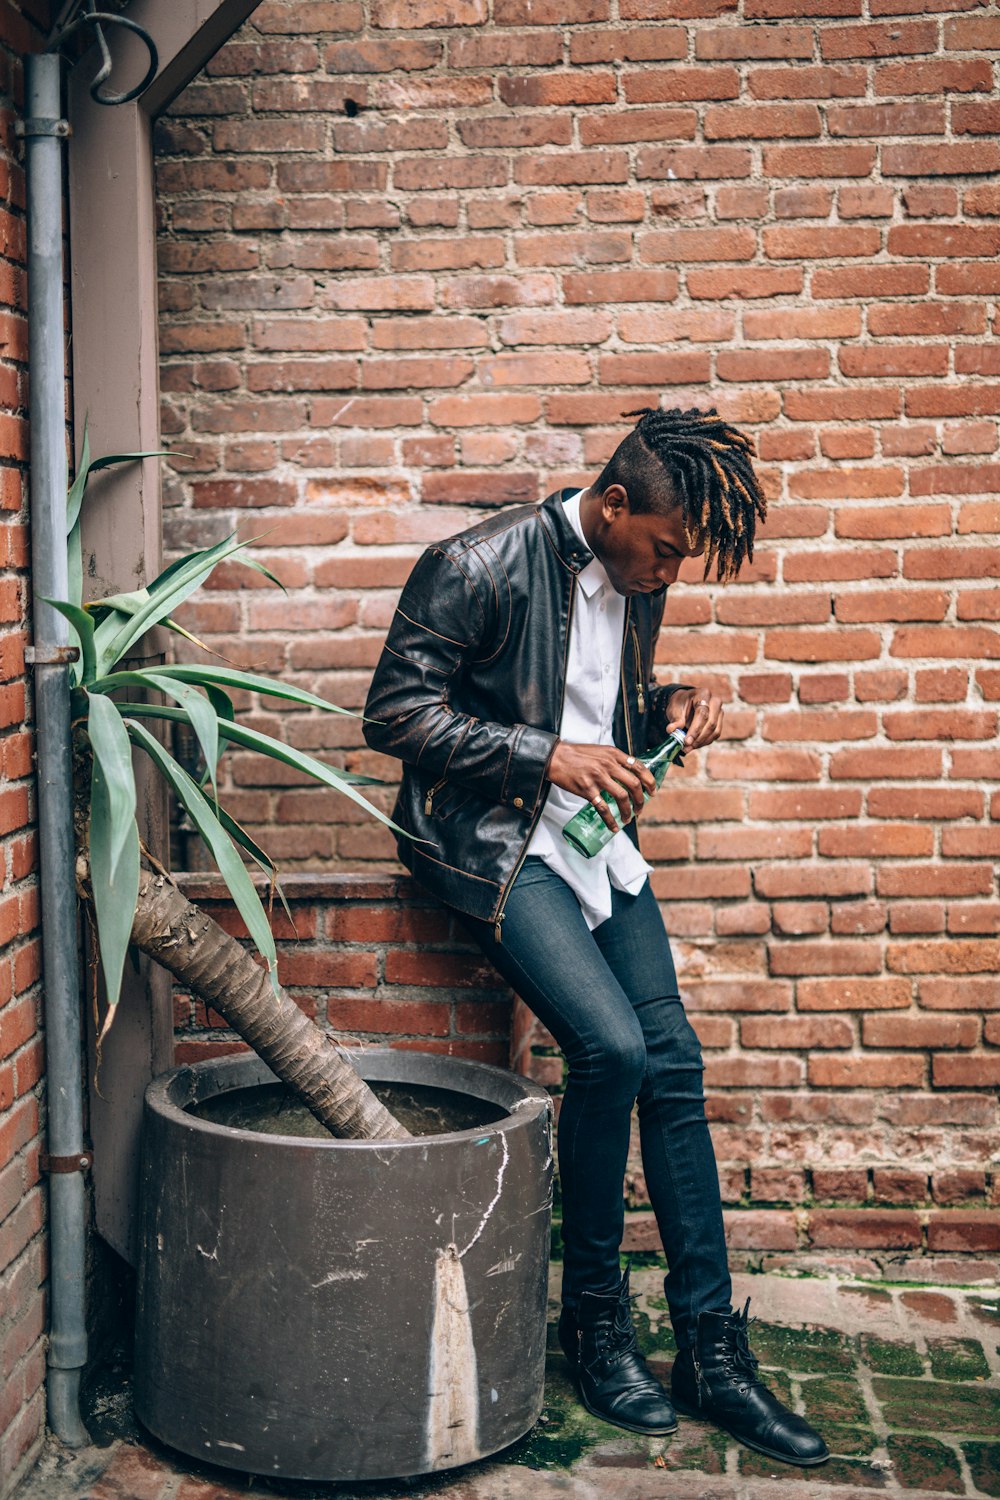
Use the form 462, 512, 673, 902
54, 433, 407, 1140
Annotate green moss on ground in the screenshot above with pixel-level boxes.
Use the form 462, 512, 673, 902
860, 1335, 924, 1377
927, 1337, 991, 1383
748, 1322, 857, 1375
962, 1441, 1000, 1498
886, 1434, 963, 1494
873, 1377, 1000, 1438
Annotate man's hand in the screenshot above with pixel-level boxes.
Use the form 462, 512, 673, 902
547, 742, 656, 832
666, 686, 724, 751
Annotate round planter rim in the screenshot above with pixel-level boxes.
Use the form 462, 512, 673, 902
146, 1047, 552, 1152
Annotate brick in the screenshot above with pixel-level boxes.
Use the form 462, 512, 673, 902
949, 902, 1000, 936
570, 25, 684, 62
926, 1212, 1000, 1253
871, 1169, 928, 1204
742, 1016, 852, 1049
750, 66, 866, 101
817, 267, 932, 304
764, 629, 881, 663
864, 1014, 980, 1049
696, 24, 810, 57
920, 976, 1000, 1011
875, 59, 993, 96
810, 1209, 922, 1249
892, 626, 1000, 662
944, 15, 1000, 49
385, 951, 500, 989
768, 937, 885, 979
624, 66, 738, 104
812, 1168, 869, 1201
884, 143, 1000, 177
893, 900, 947, 936
820, 824, 936, 859
837, 184, 896, 219
636, 145, 752, 181
836, 591, 949, 630
762, 709, 876, 742
798, 977, 911, 1012
932, 1171, 987, 1205
500, 74, 616, 109
704, 1055, 804, 1087
563, 269, 679, 305
821, 19, 937, 56
687, 267, 803, 299
889, 941, 1000, 976
763, 144, 875, 178
882, 871, 995, 908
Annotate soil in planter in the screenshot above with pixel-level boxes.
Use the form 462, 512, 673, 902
189, 1080, 507, 1138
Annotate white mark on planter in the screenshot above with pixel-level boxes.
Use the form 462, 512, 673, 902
457, 1133, 509, 1260
311, 1268, 368, 1287
426, 1243, 480, 1471
156, 1233, 163, 1251
214, 1440, 246, 1452
491, 1388, 499, 1403
486, 1252, 520, 1277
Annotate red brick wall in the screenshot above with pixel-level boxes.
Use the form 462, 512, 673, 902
0, 4, 52, 1493
157, 1, 999, 1269
173, 873, 512, 1069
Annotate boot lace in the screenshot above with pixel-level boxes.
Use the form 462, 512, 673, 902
720, 1297, 761, 1395
594, 1289, 642, 1369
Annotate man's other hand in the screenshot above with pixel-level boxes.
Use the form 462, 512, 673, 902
547, 742, 656, 832
666, 686, 724, 752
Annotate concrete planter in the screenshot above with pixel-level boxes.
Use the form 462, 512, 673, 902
133, 1049, 553, 1482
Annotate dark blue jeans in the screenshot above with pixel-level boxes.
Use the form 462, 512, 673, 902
462, 857, 732, 1350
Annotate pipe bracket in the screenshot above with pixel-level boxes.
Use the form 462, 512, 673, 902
15, 117, 71, 139
41, 1151, 93, 1174
26, 644, 81, 665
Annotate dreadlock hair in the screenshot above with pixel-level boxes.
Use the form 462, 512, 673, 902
594, 405, 767, 583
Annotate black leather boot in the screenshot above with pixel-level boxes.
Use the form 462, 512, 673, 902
671, 1298, 829, 1467
558, 1268, 677, 1436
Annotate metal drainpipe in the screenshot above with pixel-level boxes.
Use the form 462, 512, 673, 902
24, 50, 90, 1448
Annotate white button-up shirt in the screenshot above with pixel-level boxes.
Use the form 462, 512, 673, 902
525, 490, 651, 929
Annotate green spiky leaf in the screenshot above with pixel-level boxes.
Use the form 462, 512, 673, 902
124, 718, 281, 996
41, 597, 96, 686
87, 692, 140, 1033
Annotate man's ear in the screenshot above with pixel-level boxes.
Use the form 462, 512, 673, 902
600, 483, 629, 520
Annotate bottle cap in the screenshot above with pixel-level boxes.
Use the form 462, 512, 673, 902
670, 728, 687, 746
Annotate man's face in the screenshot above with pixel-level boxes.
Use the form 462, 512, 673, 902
592, 485, 705, 596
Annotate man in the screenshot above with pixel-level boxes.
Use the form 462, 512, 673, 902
363, 405, 828, 1468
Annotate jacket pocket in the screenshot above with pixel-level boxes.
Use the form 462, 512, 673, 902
423, 777, 471, 821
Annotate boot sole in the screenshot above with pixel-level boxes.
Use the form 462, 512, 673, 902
671, 1397, 829, 1468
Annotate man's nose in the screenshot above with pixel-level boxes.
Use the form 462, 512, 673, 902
655, 558, 682, 584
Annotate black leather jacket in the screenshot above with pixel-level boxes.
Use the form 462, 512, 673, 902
363, 489, 689, 936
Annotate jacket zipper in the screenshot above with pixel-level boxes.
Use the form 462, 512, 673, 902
630, 620, 645, 715
491, 573, 578, 944
424, 777, 446, 816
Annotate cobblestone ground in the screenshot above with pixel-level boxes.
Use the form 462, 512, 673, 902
16, 1270, 1000, 1500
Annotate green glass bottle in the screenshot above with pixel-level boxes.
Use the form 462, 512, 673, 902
561, 729, 688, 859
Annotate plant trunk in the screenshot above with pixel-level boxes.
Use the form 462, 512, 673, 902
117, 863, 409, 1141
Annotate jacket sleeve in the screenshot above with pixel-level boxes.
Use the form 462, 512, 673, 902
363, 545, 557, 813
645, 589, 695, 744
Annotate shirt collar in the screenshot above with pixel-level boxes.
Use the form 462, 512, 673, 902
563, 490, 612, 599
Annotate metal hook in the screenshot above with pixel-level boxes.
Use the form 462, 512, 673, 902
47, 1, 158, 106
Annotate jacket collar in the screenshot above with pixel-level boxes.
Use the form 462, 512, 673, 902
538, 488, 594, 574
